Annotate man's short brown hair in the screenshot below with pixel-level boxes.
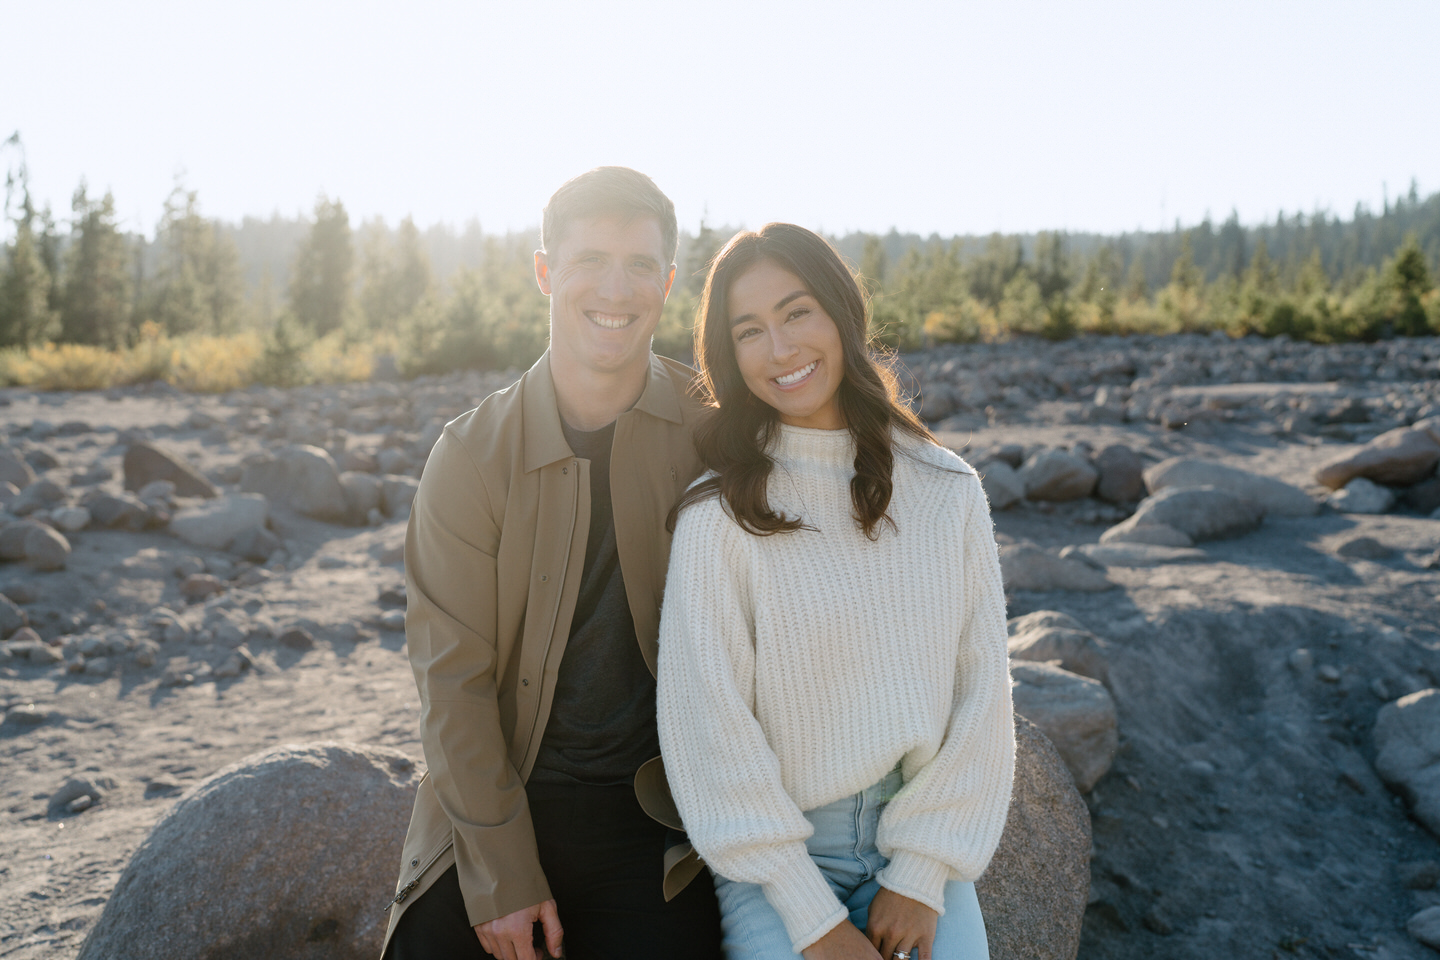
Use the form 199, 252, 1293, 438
541, 167, 678, 264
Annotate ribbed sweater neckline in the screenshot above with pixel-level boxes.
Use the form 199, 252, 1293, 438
770, 423, 855, 465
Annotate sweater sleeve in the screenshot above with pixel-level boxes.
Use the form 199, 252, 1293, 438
874, 475, 1016, 914
657, 503, 849, 952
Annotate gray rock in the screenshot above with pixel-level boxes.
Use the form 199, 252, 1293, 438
84, 655, 113, 676
1144, 457, 1318, 517
49, 773, 117, 817
1078, 542, 1206, 567
132, 640, 160, 668
24, 525, 71, 571
1374, 688, 1440, 835
1103, 484, 1264, 543
1399, 475, 1440, 515
1000, 543, 1114, 593
0, 446, 37, 489
1400, 861, 1440, 890
76, 742, 422, 960
0, 593, 27, 638
11, 479, 66, 515
179, 574, 225, 601
87, 492, 154, 530
1098, 521, 1194, 547
376, 448, 411, 476
51, 505, 91, 532
1007, 610, 1087, 636
1315, 425, 1440, 490
976, 715, 1090, 960
1409, 906, 1440, 950
136, 479, 177, 503
1327, 477, 1395, 515
340, 471, 384, 521
278, 626, 315, 650
241, 445, 349, 523
1009, 625, 1111, 687
1092, 444, 1144, 503
231, 526, 281, 562
214, 647, 253, 679
1334, 535, 1394, 560
1019, 449, 1098, 502
1010, 660, 1118, 793
169, 494, 270, 551
28, 642, 64, 665
978, 461, 1024, 510
381, 475, 419, 519
123, 441, 220, 498
341, 447, 380, 474
3, 702, 49, 726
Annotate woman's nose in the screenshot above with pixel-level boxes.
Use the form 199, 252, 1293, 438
770, 326, 800, 361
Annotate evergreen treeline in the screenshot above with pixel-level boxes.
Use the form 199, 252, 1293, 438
2, 131, 1437, 389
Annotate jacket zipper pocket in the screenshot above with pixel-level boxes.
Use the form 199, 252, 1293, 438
382, 840, 450, 912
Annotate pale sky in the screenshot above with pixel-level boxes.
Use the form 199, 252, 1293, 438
4, 0, 1438, 240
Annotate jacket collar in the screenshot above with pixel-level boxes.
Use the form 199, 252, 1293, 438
522, 350, 684, 473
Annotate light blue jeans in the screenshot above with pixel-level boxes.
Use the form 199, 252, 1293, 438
712, 768, 989, 959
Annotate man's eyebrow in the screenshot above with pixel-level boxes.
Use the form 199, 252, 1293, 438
730, 290, 809, 327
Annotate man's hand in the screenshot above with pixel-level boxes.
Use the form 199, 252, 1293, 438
473, 899, 563, 960
866, 888, 939, 960
801, 919, 882, 960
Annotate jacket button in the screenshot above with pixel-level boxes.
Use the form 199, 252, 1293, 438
562, 466, 568, 474
521, 678, 530, 686
540, 574, 548, 582
410, 858, 418, 867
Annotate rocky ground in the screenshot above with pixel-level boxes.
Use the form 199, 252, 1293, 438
2, 334, 1439, 959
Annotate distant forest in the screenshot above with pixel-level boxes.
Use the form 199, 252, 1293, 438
1, 130, 1437, 388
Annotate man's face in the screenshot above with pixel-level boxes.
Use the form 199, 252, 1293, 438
535, 215, 675, 378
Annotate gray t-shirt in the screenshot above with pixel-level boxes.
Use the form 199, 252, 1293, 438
529, 419, 662, 786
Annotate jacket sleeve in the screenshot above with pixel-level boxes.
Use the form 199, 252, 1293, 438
657, 504, 849, 952
405, 427, 551, 926
874, 475, 1016, 913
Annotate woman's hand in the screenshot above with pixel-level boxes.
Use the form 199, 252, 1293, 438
866, 888, 939, 960
801, 919, 883, 960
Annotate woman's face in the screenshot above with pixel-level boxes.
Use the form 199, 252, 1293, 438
727, 259, 845, 430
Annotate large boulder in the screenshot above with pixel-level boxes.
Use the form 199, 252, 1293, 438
1144, 457, 1318, 517
340, 471, 384, 521
169, 494, 270, 551
381, 475, 420, 519
979, 460, 1025, 511
1008, 625, 1112, 688
1314, 425, 1440, 490
1374, 688, 1440, 836
1007, 610, 1087, 636
124, 441, 220, 499
242, 445, 349, 523
77, 742, 422, 960
1019, 449, 1098, 502
0, 446, 37, 489
1092, 444, 1144, 503
1078, 542, 1206, 567
1101, 484, 1263, 544
1000, 543, 1114, 592
1011, 660, 1118, 793
976, 715, 1091, 960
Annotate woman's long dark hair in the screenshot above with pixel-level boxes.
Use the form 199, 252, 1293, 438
670, 223, 939, 540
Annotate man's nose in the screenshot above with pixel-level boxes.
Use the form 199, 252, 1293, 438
596, 262, 633, 301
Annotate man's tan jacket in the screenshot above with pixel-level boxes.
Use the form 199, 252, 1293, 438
382, 351, 708, 949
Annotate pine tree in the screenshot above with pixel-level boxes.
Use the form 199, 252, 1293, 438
1385, 234, 1433, 336
61, 185, 133, 347
147, 184, 242, 335
290, 196, 354, 335
0, 207, 59, 347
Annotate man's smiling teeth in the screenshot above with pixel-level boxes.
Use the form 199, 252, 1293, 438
589, 312, 633, 329
774, 361, 817, 386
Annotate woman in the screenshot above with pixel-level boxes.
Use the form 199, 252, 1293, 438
657, 223, 1014, 960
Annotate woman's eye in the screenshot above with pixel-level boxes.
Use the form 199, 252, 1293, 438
788, 307, 810, 321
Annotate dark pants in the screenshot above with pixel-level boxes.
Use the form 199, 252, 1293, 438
384, 780, 722, 960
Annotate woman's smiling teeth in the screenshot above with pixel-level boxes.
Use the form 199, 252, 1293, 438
773, 361, 818, 386
588, 311, 633, 330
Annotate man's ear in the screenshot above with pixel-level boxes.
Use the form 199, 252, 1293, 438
535, 250, 552, 295
662, 263, 676, 300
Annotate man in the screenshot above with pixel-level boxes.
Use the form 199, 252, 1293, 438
381, 167, 722, 960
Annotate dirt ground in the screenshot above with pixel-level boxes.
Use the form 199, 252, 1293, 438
1, 344, 1439, 959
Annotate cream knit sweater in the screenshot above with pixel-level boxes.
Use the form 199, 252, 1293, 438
657, 424, 1015, 952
